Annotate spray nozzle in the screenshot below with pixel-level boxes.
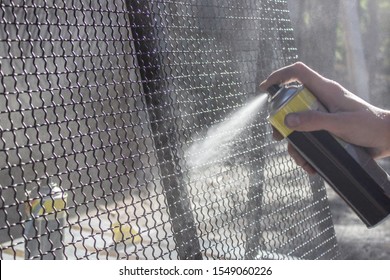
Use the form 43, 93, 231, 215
267, 84, 281, 97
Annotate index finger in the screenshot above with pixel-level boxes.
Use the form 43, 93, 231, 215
260, 62, 364, 112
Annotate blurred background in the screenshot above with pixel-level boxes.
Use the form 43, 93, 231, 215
287, 0, 390, 259
288, 0, 390, 108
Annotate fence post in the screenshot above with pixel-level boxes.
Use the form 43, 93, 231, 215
125, 0, 202, 260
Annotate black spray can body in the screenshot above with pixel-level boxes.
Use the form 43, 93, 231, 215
267, 83, 390, 228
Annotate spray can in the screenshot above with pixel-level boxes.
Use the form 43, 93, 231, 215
25, 180, 68, 259
267, 83, 390, 228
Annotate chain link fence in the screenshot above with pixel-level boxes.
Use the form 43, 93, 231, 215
0, 0, 339, 260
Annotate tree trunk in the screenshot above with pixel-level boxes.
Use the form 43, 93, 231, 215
365, 0, 380, 91
287, 0, 340, 79
341, 0, 370, 101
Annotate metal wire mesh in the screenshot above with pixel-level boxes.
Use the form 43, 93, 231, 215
0, 0, 339, 260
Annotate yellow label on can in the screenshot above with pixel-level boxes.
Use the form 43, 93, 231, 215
269, 87, 318, 138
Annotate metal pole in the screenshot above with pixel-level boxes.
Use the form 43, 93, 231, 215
125, 0, 202, 260
25, 182, 67, 259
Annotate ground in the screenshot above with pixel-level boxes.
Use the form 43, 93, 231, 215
326, 186, 390, 260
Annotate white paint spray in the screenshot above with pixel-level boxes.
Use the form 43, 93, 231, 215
186, 94, 268, 168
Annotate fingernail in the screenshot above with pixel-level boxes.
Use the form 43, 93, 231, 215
285, 114, 300, 128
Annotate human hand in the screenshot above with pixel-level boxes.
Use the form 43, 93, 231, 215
260, 62, 390, 174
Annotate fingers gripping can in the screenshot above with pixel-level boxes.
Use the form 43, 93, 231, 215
267, 83, 390, 228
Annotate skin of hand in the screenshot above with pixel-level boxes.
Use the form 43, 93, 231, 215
260, 62, 390, 174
